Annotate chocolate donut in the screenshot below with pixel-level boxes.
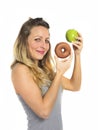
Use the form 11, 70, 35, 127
55, 42, 71, 58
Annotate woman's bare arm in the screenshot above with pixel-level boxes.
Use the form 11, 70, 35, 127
11, 63, 62, 119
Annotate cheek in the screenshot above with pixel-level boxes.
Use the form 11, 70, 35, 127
30, 42, 38, 49
28, 43, 37, 56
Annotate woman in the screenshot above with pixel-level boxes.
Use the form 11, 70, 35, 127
11, 17, 83, 130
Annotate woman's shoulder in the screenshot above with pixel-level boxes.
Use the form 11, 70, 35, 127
11, 63, 32, 93
11, 63, 30, 77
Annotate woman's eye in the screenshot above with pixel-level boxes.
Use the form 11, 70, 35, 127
45, 40, 50, 44
34, 38, 41, 42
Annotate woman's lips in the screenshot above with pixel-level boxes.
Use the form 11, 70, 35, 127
36, 50, 45, 55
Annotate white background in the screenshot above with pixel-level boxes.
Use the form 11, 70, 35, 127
0, 0, 98, 130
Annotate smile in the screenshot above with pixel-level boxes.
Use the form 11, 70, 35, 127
36, 50, 45, 55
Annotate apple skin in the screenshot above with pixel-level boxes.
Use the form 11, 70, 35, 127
66, 29, 78, 42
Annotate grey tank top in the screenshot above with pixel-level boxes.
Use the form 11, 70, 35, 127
17, 86, 63, 130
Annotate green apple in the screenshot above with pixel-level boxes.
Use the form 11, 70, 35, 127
66, 29, 78, 42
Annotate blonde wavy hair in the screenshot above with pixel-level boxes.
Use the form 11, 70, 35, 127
11, 18, 55, 88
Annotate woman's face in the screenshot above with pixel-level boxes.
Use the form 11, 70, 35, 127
27, 26, 50, 60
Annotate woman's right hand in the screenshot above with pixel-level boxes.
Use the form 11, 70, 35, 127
54, 52, 73, 75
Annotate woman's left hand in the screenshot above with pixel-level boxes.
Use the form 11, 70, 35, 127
72, 32, 83, 55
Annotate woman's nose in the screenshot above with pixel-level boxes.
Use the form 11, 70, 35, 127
41, 41, 46, 48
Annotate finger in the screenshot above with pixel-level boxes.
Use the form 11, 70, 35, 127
76, 37, 83, 42
77, 32, 82, 37
72, 40, 83, 46
54, 55, 59, 62
73, 42, 80, 47
54, 55, 57, 60
62, 52, 73, 62
76, 33, 83, 43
